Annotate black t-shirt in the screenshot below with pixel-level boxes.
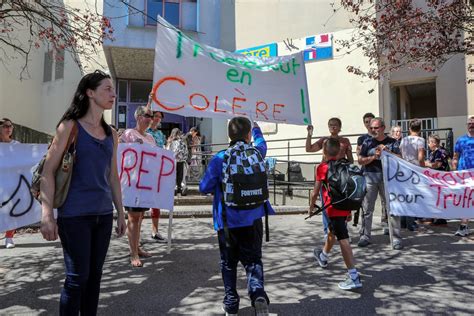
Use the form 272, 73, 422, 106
357, 133, 372, 147
360, 136, 400, 173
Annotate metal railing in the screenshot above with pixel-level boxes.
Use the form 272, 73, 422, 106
184, 127, 454, 205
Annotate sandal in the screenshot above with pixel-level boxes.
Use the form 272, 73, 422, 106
130, 256, 143, 267
138, 248, 152, 258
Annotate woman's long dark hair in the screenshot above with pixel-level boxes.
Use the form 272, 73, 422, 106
57, 70, 112, 136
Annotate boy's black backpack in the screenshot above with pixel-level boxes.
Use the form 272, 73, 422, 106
322, 159, 366, 210
221, 141, 269, 208
220, 141, 270, 245
288, 161, 305, 182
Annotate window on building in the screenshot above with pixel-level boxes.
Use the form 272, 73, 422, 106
146, 0, 197, 30
43, 51, 53, 82
130, 81, 152, 103
118, 80, 128, 102
55, 50, 65, 80
43, 50, 65, 82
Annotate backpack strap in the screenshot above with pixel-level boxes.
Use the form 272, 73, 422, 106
219, 183, 232, 247
264, 202, 270, 242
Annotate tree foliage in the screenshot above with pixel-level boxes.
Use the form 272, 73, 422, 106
335, 0, 474, 82
0, 0, 114, 79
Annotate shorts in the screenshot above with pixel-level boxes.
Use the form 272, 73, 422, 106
125, 207, 148, 212
328, 216, 349, 241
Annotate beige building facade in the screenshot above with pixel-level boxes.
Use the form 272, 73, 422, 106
0, 0, 110, 140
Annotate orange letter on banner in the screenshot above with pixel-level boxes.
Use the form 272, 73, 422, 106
189, 93, 210, 111
232, 97, 247, 116
157, 155, 175, 193
255, 101, 269, 120
152, 77, 185, 111
120, 148, 138, 187
272, 103, 287, 122
213, 95, 226, 113
136, 150, 157, 190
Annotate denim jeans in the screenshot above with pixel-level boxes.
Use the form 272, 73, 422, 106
217, 219, 269, 314
57, 214, 113, 316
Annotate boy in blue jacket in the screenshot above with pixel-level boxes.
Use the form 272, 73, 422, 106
200, 117, 275, 316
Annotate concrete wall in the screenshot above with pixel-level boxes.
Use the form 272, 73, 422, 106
233, 0, 354, 50
383, 53, 471, 140
258, 29, 379, 163
0, 0, 111, 141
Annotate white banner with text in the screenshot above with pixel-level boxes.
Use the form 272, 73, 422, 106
152, 16, 311, 125
0, 143, 47, 232
382, 151, 474, 219
118, 143, 176, 210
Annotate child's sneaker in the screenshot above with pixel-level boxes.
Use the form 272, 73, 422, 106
253, 297, 269, 316
151, 233, 167, 243
5, 238, 15, 249
454, 225, 469, 237
313, 249, 328, 268
221, 305, 237, 316
338, 274, 362, 290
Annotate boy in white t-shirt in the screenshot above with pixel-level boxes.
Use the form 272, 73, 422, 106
399, 119, 426, 231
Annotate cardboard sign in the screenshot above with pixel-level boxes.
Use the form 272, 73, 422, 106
382, 152, 474, 219
118, 143, 176, 210
152, 16, 311, 125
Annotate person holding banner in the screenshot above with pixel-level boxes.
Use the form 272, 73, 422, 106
452, 116, 474, 237
399, 119, 425, 231
146, 95, 168, 243
39, 70, 127, 315
120, 106, 158, 266
425, 134, 449, 226
199, 117, 274, 316
1, 118, 20, 249
306, 118, 353, 241
358, 117, 403, 250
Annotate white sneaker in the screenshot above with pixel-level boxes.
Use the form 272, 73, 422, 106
5, 238, 15, 249
454, 226, 469, 237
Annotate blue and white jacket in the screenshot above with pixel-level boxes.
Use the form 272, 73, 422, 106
199, 127, 276, 231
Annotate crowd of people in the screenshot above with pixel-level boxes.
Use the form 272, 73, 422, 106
1, 70, 473, 316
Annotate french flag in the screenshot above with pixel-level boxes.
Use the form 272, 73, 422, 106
304, 34, 333, 62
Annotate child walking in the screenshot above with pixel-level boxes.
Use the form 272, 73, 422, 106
309, 138, 362, 290
199, 117, 274, 316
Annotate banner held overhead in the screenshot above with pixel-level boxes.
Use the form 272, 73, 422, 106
152, 16, 311, 125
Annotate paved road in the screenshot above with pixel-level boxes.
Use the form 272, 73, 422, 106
1, 215, 473, 315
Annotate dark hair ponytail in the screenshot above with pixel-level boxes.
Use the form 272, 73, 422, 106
57, 70, 112, 136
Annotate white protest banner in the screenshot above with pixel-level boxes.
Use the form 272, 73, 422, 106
0, 143, 47, 232
152, 16, 311, 125
118, 143, 176, 210
382, 151, 474, 219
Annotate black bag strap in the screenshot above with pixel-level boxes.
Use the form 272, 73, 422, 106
219, 184, 232, 248
264, 202, 269, 242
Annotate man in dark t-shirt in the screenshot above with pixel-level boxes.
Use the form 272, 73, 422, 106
358, 117, 403, 250
356, 112, 375, 157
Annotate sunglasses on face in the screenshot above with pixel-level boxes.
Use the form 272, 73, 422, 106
142, 114, 153, 119
1, 124, 13, 128
370, 126, 381, 130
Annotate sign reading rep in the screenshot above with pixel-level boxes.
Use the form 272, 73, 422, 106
118, 143, 176, 210
382, 151, 474, 219
0, 143, 48, 232
152, 16, 311, 125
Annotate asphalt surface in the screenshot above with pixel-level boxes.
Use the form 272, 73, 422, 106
1, 215, 474, 315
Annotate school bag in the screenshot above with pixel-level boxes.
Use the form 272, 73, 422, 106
220, 141, 270, 244
287, 161, 305, 182
170, 138, 188, 162
322, 158, 366, 210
